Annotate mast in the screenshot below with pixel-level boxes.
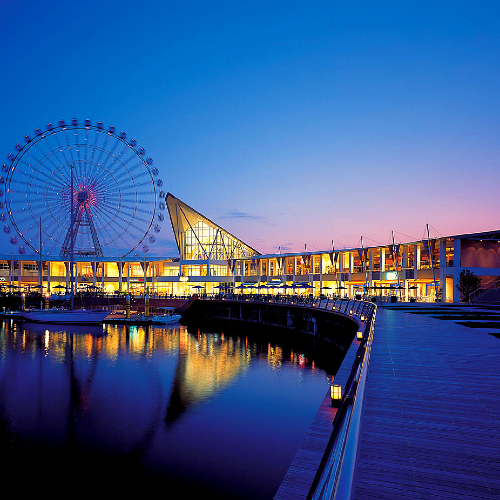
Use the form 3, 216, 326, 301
426, 224, 438, 302
70, 165, 74, 309
361, 236, 368, 298
392, 231, 402, 301
39, 216, 43, 295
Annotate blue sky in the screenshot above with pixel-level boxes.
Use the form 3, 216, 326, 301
1, 1, 499, 256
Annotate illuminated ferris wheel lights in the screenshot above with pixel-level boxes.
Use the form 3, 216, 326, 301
4, 119, 162, 257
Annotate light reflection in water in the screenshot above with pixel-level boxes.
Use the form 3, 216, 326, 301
0, 319, 347, 499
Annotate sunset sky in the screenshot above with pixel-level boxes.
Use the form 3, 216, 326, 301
1, 1, 499, 256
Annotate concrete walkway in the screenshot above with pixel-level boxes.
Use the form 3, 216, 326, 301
353, 307, 500, 500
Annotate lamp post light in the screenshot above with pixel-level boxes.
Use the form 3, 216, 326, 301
44, 292, 50, 310
330, 384, 342, 407
357, 330, 363, 341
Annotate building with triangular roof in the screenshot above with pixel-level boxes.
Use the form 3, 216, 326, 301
166, 193, 259, 261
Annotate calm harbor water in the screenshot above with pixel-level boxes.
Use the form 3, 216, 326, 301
0, 319, 347, 498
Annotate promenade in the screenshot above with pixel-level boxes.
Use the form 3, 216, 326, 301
354, 305, 500, 500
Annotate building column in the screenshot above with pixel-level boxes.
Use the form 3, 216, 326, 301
454, 238, 461, 268
414, 245, 420, 271
118, 262, 123, 291
65, 262, 69, 291
402, 245, 408, 269
453, 269, 461, 303
319, 254, 323, 294
127, 264, 130, 292
439, 239, 447, 302
380, 248, 385, 272
47, 262, 51, 293
152, 262, 156, 293
453, 238, 462, 303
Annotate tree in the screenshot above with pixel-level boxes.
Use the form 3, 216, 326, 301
456, 270, 481, 304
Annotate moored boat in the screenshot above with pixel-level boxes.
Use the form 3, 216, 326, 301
151, 307, 182, 325
21, 308, 110, 324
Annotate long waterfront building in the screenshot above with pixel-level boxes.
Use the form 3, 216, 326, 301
1, 193, 499, 303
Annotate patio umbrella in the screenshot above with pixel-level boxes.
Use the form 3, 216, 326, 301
295, 283, 313, 288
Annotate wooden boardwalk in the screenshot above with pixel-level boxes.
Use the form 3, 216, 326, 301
354, 307, 500, 500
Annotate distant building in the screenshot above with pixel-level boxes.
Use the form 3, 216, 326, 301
1, 194, 499, 303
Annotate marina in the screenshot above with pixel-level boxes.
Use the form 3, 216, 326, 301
0, 317, 346, 498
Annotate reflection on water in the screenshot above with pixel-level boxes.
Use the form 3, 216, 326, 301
0, 320, 345, 498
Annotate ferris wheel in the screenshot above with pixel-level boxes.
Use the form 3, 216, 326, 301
2, 119, 165, 257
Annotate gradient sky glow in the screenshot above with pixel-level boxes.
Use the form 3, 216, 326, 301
1, 1, 499, 256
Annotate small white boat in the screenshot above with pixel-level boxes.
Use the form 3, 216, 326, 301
21, 308, 110, 324
1, 309, 21, 318
151, 307, 182, 324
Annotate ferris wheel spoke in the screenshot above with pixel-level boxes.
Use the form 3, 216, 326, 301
91, 152, 136, 187
93, 134, 111, 170
52, 131, 72, 168
99, 135, 122, 170
102, 220, 130, 246
63, 128, 78, 170
22, 147, 59, 181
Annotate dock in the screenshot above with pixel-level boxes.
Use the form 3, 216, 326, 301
353, 306, 500, 500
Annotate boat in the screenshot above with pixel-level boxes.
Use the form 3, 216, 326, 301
151, 307, 182, 325
21, 308, 110, 324
1, 309, 21, 319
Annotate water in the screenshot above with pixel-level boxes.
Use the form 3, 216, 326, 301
0, 320, 348, 498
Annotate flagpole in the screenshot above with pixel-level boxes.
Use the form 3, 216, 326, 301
426, 224, 438, 302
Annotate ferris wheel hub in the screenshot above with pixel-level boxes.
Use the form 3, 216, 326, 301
77, 191, 89, 203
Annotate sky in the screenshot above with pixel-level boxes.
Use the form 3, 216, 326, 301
1, 0, 499, 256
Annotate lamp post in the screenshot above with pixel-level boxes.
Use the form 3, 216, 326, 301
330, 384, 342, 407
